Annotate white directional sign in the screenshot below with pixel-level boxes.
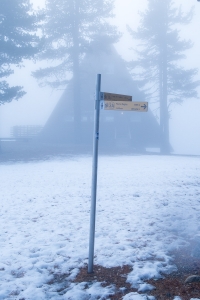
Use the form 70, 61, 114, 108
100, 92, 132, 102
100, 100, 148, 112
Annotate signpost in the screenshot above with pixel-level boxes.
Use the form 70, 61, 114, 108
88, 74, 101, 274
101, 100, 148, 112
88, 74, 148, 273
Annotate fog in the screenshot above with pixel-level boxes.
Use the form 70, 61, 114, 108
0, 0, 200, 155
1, 3, 200, 296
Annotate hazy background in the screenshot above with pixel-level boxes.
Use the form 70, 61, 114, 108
0, 0, 199, 155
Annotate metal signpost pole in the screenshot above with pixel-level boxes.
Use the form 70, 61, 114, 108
88, 74, 101, 273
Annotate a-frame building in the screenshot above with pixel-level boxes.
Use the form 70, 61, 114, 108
40, 42, 160, 152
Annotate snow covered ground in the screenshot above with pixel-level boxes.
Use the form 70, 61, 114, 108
0, 154, 200, 299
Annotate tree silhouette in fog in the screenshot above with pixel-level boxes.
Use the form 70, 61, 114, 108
128, 0, 200, 154
33, 0, 120, 139
0, 0, 39, 104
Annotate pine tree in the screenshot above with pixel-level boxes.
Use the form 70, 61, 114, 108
128, 0, 200, 154
0, 0, 40, 104
33, 0, 120, 140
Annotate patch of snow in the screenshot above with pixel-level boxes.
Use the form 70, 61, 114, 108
138, 283, 155, 292
123, 292, 155, 299
0, 155, 200, 299
64, 282, 115, 299
127, 261, 176, 288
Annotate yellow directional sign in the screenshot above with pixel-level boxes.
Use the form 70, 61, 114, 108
100, 92, 132, 102
100, 101, 148, 112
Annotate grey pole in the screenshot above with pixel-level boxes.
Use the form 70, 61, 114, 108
88, 74, 101, 273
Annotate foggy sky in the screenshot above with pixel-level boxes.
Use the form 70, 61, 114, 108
0, 0, 199, 155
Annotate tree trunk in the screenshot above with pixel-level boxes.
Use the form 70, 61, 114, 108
72, 0, 81, 145
159, 11, 171, 155
73, 55, 81, 145
161, 62, 170, 154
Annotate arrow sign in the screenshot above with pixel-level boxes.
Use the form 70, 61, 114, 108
101, 101, 148, 112
141, 104, 147, 110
